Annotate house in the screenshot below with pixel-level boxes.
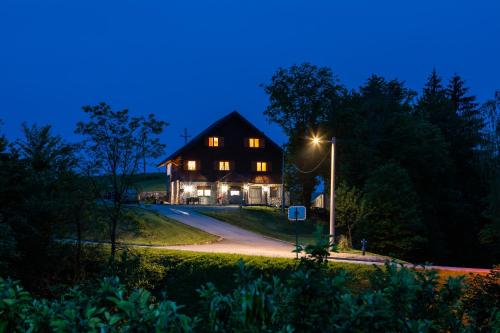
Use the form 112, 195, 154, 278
157, 111, 285, 206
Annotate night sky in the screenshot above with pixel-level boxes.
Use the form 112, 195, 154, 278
1, 0, 499, 168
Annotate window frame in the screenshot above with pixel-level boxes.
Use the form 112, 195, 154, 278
218, 160, 230, 171
256, 161, 267, 172
208, 136, 219, 147
187, 160, 196, 171
249, 138, 260, 148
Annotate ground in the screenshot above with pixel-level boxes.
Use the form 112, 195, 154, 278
152, 205, 389, 262
66, 207, 218, 246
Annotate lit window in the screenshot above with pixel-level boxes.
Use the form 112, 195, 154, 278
249, 138, 260, 148
208, 137, 219, 147
230, 190, 240, 196
256, 162, 267, 172
187, 160, 196, 170
197, 188, 211, 196
219, 161, 230, 171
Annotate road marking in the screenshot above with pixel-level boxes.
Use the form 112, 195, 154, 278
170, 208, 190, 216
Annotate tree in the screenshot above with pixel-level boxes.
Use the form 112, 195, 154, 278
75, 103, 167, 259
263, 63, 344, 206
360, 162, 428, 259
138, 114, 168, 174
335, 183, 371, 247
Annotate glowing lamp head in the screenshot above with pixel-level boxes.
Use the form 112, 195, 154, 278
262, 186, 270, 193
312, 136, 321, 145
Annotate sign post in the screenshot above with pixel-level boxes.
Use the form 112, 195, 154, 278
288, 206, 306, 259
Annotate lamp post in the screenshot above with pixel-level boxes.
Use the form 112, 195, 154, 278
329, 137, 336, 243
312, 136, 336, 243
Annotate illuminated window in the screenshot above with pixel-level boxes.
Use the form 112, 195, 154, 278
256, 162, 267, 172
197, 188, 211, 196
208, 137, 219, 147
219, 161, 230, 171
230, 190, 240, 196
249, 138, 260, 148
187, 160, 196, 170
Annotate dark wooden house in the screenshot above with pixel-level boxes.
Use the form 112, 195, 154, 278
157, 111, 284, 205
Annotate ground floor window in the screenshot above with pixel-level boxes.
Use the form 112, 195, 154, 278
197, 186, 211, 196
270, 186, 279, 198
230, 190, 240, 196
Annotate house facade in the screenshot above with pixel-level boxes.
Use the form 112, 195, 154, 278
157, 111, 285, 206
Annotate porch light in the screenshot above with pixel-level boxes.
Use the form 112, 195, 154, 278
184, 185, 193, 193
243, 184, 249, 191
221, 184, 228, 193
262, 186, 270, 193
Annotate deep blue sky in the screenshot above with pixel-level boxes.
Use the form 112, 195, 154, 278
1, 0, 499, 167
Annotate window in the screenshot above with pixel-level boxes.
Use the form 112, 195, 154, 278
219, 161, 230, 171
187, 160, 196, 170
230, 190, 240, 196
256, 162, 267, 172
249, 138, 260, 148
197, 188, 211, 196
208, 137, 219, 147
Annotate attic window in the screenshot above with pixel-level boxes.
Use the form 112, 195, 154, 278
256, 162, 267, 172
219, 161, 230, 171
187, 160, 196, 171
249, 138, 260, 148
208, 137, 219, 147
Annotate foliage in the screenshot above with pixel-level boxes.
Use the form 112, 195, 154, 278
263, 63, 345, 207
0, 276, 194, 332
75, 103, 167, 259
335, 183, 371, 247
264, 64, 499, 264
462, 265, 500, 332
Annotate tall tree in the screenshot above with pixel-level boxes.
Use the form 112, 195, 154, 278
263, 63, 344, 206
75, 103, 167, 259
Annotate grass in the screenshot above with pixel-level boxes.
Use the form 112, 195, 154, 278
130, 173, 166, 192
77, 245, 481, 314
197, 206, 322, 245
69, 207, 219, 246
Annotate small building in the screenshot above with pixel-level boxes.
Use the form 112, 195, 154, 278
157, 111, 285, 206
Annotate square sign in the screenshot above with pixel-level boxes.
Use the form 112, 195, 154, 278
288, 206, 306, 221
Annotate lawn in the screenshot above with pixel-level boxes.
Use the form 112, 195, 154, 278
196, 206, 324, 245
69, 207, 219, 246
130, 173, 166, 192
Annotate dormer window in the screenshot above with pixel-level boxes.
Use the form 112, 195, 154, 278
219, 161, 230, 171
208, 137, 219, 147
256, 161, 267, 172
187, 160, 196, 171
249, 138, 260, 148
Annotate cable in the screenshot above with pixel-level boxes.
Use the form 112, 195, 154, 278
288, 150, 329, 174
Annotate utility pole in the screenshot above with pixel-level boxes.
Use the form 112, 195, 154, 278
180, 128, 191, 144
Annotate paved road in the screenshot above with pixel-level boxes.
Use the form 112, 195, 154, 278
154, 205, 302, 258
151, 205, 492, 274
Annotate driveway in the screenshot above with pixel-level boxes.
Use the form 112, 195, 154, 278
153, 205, 299, 258
153, 205, 386, 262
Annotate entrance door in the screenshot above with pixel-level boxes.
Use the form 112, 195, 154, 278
248, 186, 262, 204
229, 187, 243, 204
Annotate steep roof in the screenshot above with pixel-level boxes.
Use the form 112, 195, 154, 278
157, 111, 282, 167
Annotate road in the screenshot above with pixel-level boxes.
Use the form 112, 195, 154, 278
152, 206, 492, 274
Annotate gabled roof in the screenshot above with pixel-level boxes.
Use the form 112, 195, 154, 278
157, 111, 282, 167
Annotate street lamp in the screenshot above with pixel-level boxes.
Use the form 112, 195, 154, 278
312, 135, 336, 243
